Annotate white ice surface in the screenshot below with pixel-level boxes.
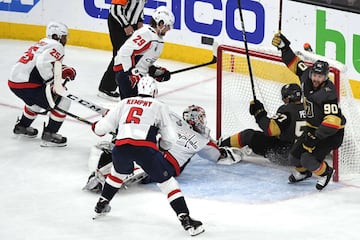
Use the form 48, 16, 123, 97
1, 39, 360, 240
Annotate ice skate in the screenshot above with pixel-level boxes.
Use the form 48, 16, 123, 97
288, 170, 312, 183
40, 131, 67, 147
13, 121, 38, 138
93, 197, 111, 219
316, 166, 334, 191
178, 213, 205, 236
97, 89, 120, 102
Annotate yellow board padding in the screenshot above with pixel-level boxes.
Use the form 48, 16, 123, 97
1, 22, 359, 98
349, 80, 360, 99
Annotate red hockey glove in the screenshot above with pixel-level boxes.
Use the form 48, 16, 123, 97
127, 67, 141, 88
149, 65, 171, 82
62, 65, 76, 80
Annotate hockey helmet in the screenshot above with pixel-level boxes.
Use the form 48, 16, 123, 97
310, 60, 329, 77
46, 21, 68, 40
183, 105, 207, 134
137, 76, 158, 98
152, 6, 175, 28
281, 83, 301, 102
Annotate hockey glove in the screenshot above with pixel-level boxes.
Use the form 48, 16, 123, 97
302, 131, 319, 153
148, 65, 171, 82
127, 67, 142, 88
271, 33, 291, 50
62, 65, 76, 80
91, 121, 105, 137
217, 147, 243, 165
249, 100, 267, 120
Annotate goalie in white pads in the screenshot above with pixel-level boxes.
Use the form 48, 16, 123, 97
7, 21, 76, 147
218, 83, 306, 166
91, 76, 204, 236
84, 104, 241, 193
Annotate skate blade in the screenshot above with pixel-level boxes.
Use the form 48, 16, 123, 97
92, 212, 108, 220
188, 226, 205, 236
40, 140, 67, 147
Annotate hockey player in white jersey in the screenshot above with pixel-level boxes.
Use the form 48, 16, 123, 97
84, 105, 241, 192
8, 21, 76, 147
114, 6, 174, 99
91, 76, 205, 236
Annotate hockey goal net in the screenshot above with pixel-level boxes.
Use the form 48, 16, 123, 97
216, 44, 360, 182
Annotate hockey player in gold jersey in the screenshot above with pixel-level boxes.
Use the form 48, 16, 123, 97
272, 33, 346, 190
218, 83, 306, 166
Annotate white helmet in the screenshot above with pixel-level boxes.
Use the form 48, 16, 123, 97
152, 6, 175, 28
137, 76, 158, 98
183, 105, 207, 134
46, 21, 68, 39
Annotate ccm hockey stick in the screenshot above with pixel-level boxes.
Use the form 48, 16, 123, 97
237, 0, 256, 100
53, 61, 109, 116
170, 41, 218, 75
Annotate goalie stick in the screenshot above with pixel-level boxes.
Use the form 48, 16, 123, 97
170, 41, 218, 75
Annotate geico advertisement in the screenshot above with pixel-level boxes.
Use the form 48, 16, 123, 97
0, 0, 359, 80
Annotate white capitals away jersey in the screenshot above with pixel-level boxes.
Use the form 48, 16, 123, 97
166, 112, 220, 174
9, 38, 64, 84
113, 26, 164, 75
93, 96, 176, 151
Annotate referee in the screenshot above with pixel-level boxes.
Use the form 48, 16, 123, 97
98, 0, 146, 101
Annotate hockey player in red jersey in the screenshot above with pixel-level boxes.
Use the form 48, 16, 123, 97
114, 6, 174, 99
272, 33, 346, 190
91, 76, 205, 236
8, 21, 76, 147
84, 104, 240, 193
218, 83, 306, 166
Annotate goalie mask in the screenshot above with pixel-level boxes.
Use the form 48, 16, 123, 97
183, 105, 207, 135
281, 83, 301, 103
137, 76, 158, 98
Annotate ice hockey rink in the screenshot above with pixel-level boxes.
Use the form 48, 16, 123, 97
1, 39, 360, 240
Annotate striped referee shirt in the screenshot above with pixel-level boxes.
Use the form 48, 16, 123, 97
110, 0, 146, 27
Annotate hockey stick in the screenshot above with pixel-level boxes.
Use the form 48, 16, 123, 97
53, 61, 109, 116
278, 0, 283, 32
237, 0, 256, 100
170, 41, 218, 75
55, 106, 93, 125
55, 106, 117, 137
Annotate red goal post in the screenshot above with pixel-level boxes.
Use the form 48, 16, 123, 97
216, 44, 345, 181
